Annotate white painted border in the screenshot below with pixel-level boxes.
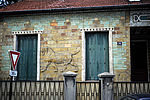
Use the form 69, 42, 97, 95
12, 30, 43, 80
81, 27, 114, 81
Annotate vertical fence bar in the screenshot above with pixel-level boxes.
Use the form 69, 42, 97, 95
9, 77, 12, 100
89, 82, 92, 100
147, 82, 149, 93
79, 82, 82, 100
99, 79, 101, 100
0, 81, 2, 100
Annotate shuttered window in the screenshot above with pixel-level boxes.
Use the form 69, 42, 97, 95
86, 32, 109, 80
17, 35, 37, 81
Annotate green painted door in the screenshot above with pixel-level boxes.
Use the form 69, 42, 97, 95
17, 35, 37, 81
86, 32, 109, 80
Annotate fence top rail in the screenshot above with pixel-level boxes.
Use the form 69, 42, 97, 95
77, 81, 99, 83
0, 80, 64, 82
114, 81, 150, 83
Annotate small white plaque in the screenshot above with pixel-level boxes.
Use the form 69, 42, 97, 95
9, 70, 17, 76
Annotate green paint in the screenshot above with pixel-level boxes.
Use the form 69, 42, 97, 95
17, 35, 37, 80
86, 32, 109, 80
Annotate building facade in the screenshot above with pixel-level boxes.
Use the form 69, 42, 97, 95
0, 0, 150, 81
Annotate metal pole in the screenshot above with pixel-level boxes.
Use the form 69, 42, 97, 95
9, 65, 13, 100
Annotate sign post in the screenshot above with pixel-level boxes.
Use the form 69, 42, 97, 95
8, 50, 20, 100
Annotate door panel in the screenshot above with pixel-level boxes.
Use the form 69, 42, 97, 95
17, 35, 37, 81
86, 32, 109, 80
131, 41, 148, 81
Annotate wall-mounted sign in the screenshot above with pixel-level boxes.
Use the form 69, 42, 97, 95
117, 42, 122, 46
140, 15, 150, 21
133, 14, 150, 22
130, 11, 150, 27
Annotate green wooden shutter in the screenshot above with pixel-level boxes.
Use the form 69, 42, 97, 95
17, 35, 37, 81
86, 32, 109, 80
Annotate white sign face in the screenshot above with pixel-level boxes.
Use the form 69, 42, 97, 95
9, 70, 17, 77
12, 54, 18, 64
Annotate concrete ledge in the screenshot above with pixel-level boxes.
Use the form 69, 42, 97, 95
98, 72, 115, 78
63, 71, 77, 77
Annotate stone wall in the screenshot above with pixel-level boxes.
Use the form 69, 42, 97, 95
0, 11, 130, 81
0, 21, 13, 80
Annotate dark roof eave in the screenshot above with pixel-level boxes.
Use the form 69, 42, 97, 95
0, 3, 150, 15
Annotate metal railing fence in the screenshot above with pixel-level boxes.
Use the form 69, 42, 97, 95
113, 82, 150, 100
0, 80, 64, 100
76, 81, 100, 100
1, 80, 150, 100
